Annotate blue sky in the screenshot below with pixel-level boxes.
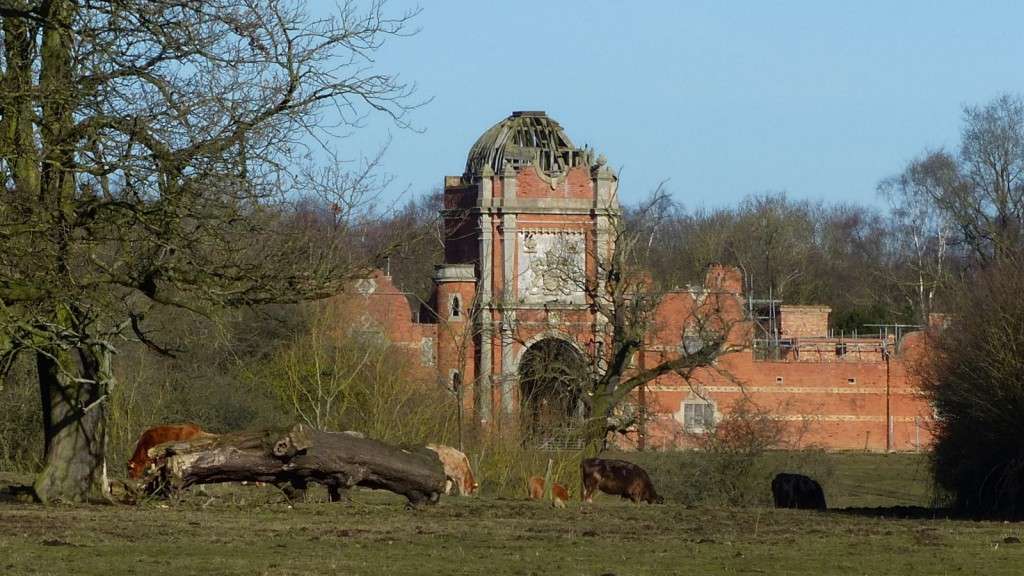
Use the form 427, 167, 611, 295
335, 1, 1024, 209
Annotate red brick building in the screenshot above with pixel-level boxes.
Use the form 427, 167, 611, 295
345, 111, 935, 452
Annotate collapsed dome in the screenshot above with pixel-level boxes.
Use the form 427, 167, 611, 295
465, 111, 595, 176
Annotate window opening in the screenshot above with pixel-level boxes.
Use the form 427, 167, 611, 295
683, 401, 715, 433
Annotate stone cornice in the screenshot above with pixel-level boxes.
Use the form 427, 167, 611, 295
433, 264, 476, 282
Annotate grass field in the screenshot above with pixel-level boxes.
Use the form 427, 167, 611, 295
626, 450, 936, 509
2, 452, 1023, 576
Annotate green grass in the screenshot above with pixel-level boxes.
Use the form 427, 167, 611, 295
2, 453, 1021, 576
818, 451, 934, 508
626, 450, 935, 508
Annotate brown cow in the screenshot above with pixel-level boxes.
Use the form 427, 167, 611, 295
551, 482, 570, 508
127, 423, 209, 479
527, 475, 545, 500
527, 475, 570, 508
581, 458, 663, 504
426, 444, 478, 496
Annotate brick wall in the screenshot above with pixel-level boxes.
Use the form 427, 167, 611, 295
342, 266, 936, 453
627, 285, 933, 452
629, 348, 933, 452
435, 277, 478, 415
514, 165, 593, 199
780, 305, 831, 338
330, 272, 438, 384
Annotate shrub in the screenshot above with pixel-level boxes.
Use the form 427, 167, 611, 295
467, 432, 583, 498
256, 302, 458, 447
922, 260, 1024, 518
628, 396, 833, 507
682, 396, 787, 506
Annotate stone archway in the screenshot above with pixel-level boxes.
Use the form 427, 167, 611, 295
518, 338, 589, 444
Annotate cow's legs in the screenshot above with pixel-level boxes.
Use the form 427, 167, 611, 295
447, 472, 466, 496
582, 477, 597, 503
327, 483, 348, 502
276, 478, 308, 502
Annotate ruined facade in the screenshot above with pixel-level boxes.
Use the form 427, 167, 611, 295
345, 111, 935, 452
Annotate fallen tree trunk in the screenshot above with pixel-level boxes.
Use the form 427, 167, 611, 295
143, 425, 445, 506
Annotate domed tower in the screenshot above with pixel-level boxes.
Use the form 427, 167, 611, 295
435, 111, 619, 430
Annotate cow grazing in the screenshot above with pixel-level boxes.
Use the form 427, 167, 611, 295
771, 473, 826, 510
581, 458, 663, 504
527, 475, 570, 507
551, 482, 570, 508
527, 475, 545, 500
127, 423, 209, 479
426, 444, 478, 496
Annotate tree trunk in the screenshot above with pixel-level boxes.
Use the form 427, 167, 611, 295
147, 425, 446, 506
583, 390, 614, 455
30, 0, 107, 504
33, 343, 113, 503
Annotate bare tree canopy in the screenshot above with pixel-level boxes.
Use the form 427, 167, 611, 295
0, 0, 421, 502
632, 192, 910, 331
879, 153, 956, 324
892, 94, 1024, 519
886, 95, 1024, 265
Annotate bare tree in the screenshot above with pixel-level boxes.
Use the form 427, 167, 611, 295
263, 306, 371, 432
729, 193, 819, 302
259, 302, 457, 446
641, 205, 736, 291
0, 0, 422, 502
879, 153, 956, 324
886, 94, 1024, 518
640, 193, 910, 330
892, 95, 1024, 265
958, 95, 1024, 260
378, 191, 446, 302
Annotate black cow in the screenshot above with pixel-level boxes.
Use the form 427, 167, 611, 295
581, 458, 664, 504
771, 472, 826, 510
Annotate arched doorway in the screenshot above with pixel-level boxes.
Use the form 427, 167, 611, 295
518, 338, 589, 446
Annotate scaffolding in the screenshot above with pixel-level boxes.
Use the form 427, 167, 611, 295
746, 284, 920, 362
863, 323, 922, 344
748, 285, 784, 360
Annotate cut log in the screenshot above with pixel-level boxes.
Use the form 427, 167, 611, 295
142, 424, 445, 506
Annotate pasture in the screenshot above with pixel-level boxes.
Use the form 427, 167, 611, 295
2, 452, 1023, 576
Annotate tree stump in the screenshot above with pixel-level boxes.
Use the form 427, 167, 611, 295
143, 425, 445, 506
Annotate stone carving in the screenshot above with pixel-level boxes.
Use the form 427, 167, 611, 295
518, 231, 585, 304
360, 313, 376, 329
349, 313, 385, 345
546, 311, 561, 327
355, 278, 377, 295
523, 232, 538, 253
420, 337, 435, 367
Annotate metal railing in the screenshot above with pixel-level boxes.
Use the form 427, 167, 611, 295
528, 426, 586, 451
752, 337, 892, 363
